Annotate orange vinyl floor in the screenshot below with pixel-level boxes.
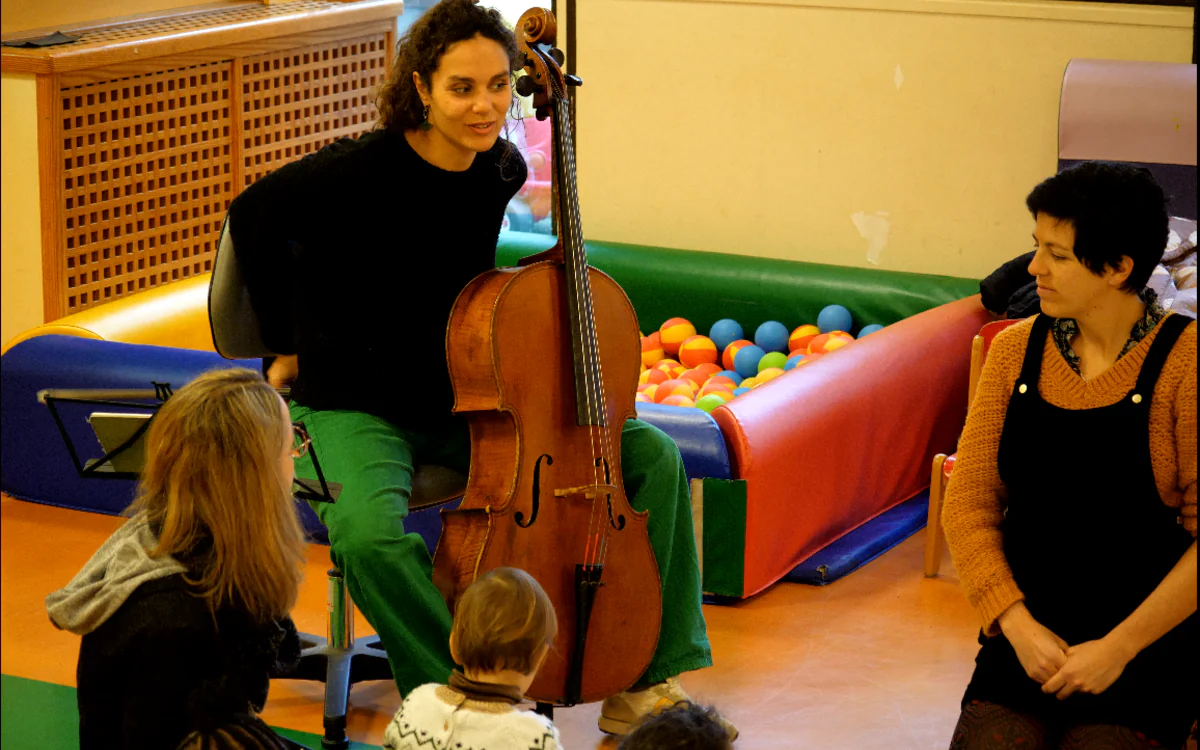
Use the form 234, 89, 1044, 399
1, 493, 984, 749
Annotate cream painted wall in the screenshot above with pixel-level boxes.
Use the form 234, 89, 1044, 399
574, 0, 1193, 279
1, 72, 45, 346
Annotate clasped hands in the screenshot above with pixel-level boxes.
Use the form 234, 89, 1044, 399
998, 602, 1136, 700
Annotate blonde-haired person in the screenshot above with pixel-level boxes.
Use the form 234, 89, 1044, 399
46, 367, 309, 750
383, 567, 561, 750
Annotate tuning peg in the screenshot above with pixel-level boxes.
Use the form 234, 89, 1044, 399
549, 48, 565, 66
565, 75, 582, 87
515, 76, 540, 97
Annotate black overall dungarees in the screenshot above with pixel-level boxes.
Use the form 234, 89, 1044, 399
962, 313, 1197, 745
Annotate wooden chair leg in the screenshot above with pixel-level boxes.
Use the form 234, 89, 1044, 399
924, 454, 948, 578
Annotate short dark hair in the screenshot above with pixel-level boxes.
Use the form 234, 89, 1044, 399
1025, 161, 1168, 293
375, 0, 522, 133
618, 702, 733, 750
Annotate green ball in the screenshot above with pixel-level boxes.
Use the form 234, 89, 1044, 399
695, 394, 727, 413
758, 351, 788, 373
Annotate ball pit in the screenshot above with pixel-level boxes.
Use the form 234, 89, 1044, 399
639, 307, 862, 410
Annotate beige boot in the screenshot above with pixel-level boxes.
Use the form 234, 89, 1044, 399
597, 677, 738, 740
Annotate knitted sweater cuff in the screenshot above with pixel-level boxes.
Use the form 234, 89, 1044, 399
976, 580, 1024, 637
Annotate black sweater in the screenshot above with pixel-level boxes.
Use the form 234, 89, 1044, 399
227, 129, 527, 428
76, 575, 300, 749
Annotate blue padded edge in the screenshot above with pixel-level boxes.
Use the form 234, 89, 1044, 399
782, 490, 930, 586
632, 402, 731, 481
1, 337, 732, 552
0, 335, 341, 541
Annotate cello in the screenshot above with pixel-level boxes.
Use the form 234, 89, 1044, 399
432, 7, 662, 707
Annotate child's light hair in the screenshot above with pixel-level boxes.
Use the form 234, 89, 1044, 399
126, 367, 306, 623
452, 567, 558, 674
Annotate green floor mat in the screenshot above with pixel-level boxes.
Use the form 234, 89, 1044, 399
0, 674, 379, 749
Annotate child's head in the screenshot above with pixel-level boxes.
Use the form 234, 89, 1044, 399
450, 567, 557, 680
175, 714, 290, 749
618, 702, 734, 750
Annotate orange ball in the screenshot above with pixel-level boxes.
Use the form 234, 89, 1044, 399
654, 378, 695, 403
807, 331, 854, 355
659, 317, 697, 357
641, 332, 665, 369
635, 392, 653, 403
789, 324, 820, 354
681, 368, 708, 391
721, 339, 754, 371
638, 383, 659, 401
694, 362, 723, 378
661, 393, 696, 408
705, 375, 739, 391
639, 368, 668, 386
653, 358, 681, 371
678, 335, 719, 368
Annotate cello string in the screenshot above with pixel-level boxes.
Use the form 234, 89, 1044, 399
549, 82, 604, 567
559, 93, 619, 570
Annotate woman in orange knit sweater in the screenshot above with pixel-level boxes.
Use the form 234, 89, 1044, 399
942, 162, 1197, 750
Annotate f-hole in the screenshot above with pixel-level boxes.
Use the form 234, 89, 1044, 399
596, 457, 625, 531
517, 453, 553, 528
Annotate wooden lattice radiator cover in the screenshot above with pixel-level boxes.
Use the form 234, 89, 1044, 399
5, 1, 397, 317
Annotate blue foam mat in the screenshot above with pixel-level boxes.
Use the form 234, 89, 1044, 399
782, 490, 930, 586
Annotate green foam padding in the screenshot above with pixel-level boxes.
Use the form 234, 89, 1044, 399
700, 478, 748, 598
496, 232, 980, 335
0, 674, 379, 750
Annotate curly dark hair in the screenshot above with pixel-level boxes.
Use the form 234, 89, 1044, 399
1025, 161, 1169, 293
618, 702, 734, 750
376, 0, 523, 133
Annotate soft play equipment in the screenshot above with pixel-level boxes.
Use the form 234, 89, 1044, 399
2, 231, 984, 599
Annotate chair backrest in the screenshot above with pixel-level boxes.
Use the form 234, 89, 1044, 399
207, 215, 468, 506
968, 318, 1023, 406
208, 217, 275, 359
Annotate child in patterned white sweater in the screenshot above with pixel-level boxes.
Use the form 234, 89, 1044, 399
383, 567, 561, 750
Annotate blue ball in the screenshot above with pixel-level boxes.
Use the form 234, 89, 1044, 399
857, 323, 885, 338
716, 369, 743, 385
732, 387, 751, 397
754, 321, 790, 353
817, 304, 853, 334
733, 345, 766, 378
709, 319, 744, 352
784, 354, 806, 371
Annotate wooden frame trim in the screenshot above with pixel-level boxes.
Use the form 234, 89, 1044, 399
56, 19, 394, 88
36, 73, 66, 322
1, 0, 402, 75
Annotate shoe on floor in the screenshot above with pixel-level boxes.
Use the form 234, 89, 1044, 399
597, 676, 739, 741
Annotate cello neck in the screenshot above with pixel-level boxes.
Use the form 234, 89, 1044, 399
550, 97, 606, 427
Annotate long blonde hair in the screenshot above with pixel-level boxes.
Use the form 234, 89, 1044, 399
126, 367, 306, 622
